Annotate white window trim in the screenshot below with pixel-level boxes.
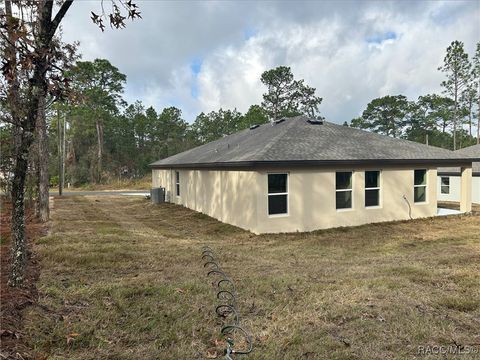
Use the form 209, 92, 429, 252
335, 171, 354, 211
267, 173, 289, 217
175, 171, 180, 197
365, 170, 382, 209
414, 169, 428, 204
440, 176, 450, 195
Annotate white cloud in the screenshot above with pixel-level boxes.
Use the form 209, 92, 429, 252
193, 1, 479, 122
61, 0, 480, 123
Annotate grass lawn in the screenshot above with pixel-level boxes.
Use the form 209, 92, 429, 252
65, 176, 151, 191
23, 196, 480, 359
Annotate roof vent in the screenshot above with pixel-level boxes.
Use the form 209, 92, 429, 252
249, 124, 259, 130
307, 118, 324, 125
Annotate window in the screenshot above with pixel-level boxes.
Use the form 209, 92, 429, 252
365, 171, 380, 207
414, 169, 427, 203
336, 171, 353, 209
175, 171, 180, 196
440, 176, 450, 194
268, 173, 288, 215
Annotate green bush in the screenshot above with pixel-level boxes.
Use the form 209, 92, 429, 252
50, 175, 59, 187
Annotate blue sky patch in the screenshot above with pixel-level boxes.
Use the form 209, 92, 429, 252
190, 57, 203, 75
191, 83, 199, 99
190, 58, 202, 99
244, 27, 258, 40
366, 31, 397, 44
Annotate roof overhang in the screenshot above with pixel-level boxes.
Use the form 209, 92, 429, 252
437, 171, 480, 177
150, 158, 476, 170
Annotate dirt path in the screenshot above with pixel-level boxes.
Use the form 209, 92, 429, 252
82, 195, 215, 242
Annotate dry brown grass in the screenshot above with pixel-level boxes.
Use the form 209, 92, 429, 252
70, 176, 151, 191
23, 196, 480, 359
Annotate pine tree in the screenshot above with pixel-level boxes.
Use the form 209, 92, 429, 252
438, 41, 472, 150
471, 42, 480, 144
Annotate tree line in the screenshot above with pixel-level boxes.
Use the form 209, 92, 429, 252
2, 63, 323, 189
350, 41, 480, 150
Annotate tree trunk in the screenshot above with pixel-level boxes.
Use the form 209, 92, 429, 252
9, 1, 50, 286
29, 135, 39, 216
453, 90, 457, 150
36, 94, 49, 222
95, 119, 104, 183
62, 114, 66, 190
7, 0, 73, 286
10, 104, 37, 286
5, 0, 30, 287
468, 99, 472, 137
9, 96, 42, 287
57, 110, 63, 195
9, 131, 33, 286
478, 94, 480, 144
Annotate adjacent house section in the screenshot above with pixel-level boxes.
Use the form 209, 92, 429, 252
151, 116, 475, 234
438, 144, 480, 204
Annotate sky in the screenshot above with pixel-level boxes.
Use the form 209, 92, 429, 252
61, 0, 480, 124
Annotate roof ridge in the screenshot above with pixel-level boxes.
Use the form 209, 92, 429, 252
456, 144, 480, 150
454, 143, 480, 158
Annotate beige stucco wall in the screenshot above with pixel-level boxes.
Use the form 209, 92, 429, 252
152, 169, 258, 232
152, 167, 438, 234
460, 167, 473, 212
475, 178, 480, 203
254, 166, 437, 233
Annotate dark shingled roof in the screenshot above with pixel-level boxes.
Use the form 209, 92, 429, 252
150, 116, 477, 169
438, 144, 480, 176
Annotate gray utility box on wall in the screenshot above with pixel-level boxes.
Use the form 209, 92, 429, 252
151, 187, 165, 204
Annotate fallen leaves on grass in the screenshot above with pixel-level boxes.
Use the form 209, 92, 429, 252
361, 312, 386, 322
205, 348, 218, 358
0, 329, 20, 339
66, 332, 80, 345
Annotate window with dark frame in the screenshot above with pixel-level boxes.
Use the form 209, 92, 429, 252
175, 171, 180, 196
365, 171, 380, 207
336, 171, 353, 209
268, 173, 288, 215
440, 176, 450, 194
414, 169, 427, 203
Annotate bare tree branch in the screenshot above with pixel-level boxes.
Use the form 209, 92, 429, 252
49, 0, 74, 40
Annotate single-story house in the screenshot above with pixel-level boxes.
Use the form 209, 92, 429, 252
150, 116, 475, 234
438, 144, 480, 204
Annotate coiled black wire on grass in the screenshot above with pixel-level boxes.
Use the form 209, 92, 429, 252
201, 246, 253, 358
